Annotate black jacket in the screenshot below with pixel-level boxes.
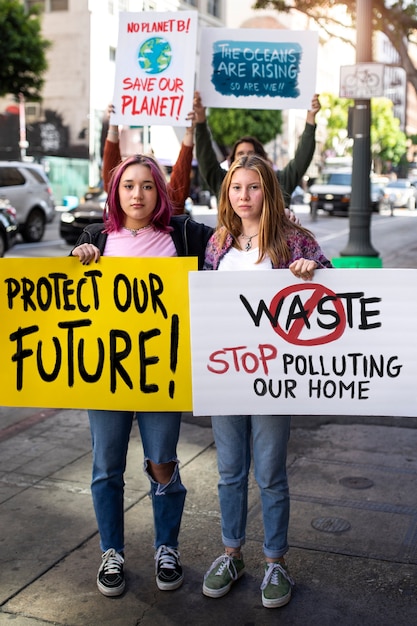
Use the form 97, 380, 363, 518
71, 214, 214, 270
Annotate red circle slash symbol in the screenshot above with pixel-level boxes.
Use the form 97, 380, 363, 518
269, 283, 346, 346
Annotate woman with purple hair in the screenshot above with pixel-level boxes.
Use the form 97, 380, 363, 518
71, 154, 212, 598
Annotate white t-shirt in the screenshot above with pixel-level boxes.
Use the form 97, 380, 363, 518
218, 246, 272, 271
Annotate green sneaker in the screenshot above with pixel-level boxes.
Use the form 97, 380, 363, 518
261, 561, 294, 608
203, 553, 245, 598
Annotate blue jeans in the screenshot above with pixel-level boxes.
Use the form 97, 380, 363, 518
211, 414, 291, 559
88, 410, 186, 554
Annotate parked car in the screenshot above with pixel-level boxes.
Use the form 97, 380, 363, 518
371, 177, 389, 212
0, 197, 19, 257
381, 179, 417, 210
309, 169, 387, 215
290, 185, 310, 205
0, 161, 55, 242
60, 192, 106, 244
309, 169, 352, 215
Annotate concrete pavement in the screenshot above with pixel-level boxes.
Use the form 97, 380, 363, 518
0, 407, 416, 626
1, 208, 417, 625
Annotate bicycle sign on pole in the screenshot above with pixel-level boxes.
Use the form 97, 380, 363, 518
340, 63, 385, 99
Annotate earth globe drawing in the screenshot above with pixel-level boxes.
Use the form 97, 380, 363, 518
138, 37, 172, 74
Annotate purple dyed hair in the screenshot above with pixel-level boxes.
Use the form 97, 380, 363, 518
103, 154, 173, 233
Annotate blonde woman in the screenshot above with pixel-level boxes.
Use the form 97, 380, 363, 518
203, 154, 332, 608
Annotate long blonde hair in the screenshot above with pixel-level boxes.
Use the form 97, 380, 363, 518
216, 154, 313, 265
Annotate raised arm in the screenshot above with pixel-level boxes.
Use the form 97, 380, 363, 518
102, 104, 122, 193
277, 94, 321, 206
194, 91, 227, 197
167, 112, 195, 214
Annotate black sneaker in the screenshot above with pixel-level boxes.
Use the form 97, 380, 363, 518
155, 545, 183, 590
97, 548, 125, 597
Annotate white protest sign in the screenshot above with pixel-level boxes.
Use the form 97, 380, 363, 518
111, 11, 198, 126
189, 269, 417, 417
198, 28, 318, 109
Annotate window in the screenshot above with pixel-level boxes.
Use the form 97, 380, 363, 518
25, 0, 68, 10
207, 0, 220, 17
51, 0, 68, 9
184, 0, 198, 6
138, 1, 157, 9
25, 0, 44, 10
0, 167, 25, 188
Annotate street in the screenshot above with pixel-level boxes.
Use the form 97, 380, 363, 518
5, 203, 417, 268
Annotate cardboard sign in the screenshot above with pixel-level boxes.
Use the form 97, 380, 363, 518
0, 257, 197, 411
189, 269, 417, 417
111, 11, 198, 126
198, 28, 318, 109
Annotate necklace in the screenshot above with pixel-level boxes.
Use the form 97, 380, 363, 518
240, 232, 258, 251
122, 224, 152, 237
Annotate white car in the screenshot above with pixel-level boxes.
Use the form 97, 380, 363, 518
382, 179, 417, 210
0, 161, 55, 242
309, 168, 352, 215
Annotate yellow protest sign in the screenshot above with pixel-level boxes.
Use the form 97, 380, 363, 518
0, 256, 197, 411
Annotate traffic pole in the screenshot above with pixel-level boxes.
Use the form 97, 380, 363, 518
337, 0, 381, 267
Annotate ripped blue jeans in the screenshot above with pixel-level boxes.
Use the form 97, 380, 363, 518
88, 410, 186, 554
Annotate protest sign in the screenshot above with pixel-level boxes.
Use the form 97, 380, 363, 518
0, 257, 197, 411
198, 28, 318, 109
189, 269, 417, 417
111, 11, 198, 126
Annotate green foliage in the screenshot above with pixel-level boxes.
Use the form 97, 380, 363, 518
370, 98, 407, 170
207, 108, 282, 153
318, 93, 352, 153
317, 93, 407, 170
0, 0, 51, 100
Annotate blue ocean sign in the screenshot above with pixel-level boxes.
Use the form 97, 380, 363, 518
198, 29, 318, 109
211, 40, 301, 98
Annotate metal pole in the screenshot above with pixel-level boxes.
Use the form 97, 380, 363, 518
340, 0, 379, 257
18, 93, 28, 161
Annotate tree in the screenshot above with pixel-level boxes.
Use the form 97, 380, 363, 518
318, 93, 353, 156
0, 0, 51, 100
370, 98, 407, 172
253, 1, 417, 98
207, 108, 282, 156
318, 93, 407, 172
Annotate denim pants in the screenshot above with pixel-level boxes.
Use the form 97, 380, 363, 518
211, 414, 291, 559
88, 410, 186, 554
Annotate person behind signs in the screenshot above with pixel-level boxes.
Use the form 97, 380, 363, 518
71, 153, 213, 597
193, 91, 321, 208
202, 154, 332, 608
102, 104, 195, 214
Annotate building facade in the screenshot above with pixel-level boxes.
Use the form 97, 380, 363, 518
1, 1, 415, 199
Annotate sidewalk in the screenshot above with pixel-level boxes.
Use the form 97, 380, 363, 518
0, 407, 416, 625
